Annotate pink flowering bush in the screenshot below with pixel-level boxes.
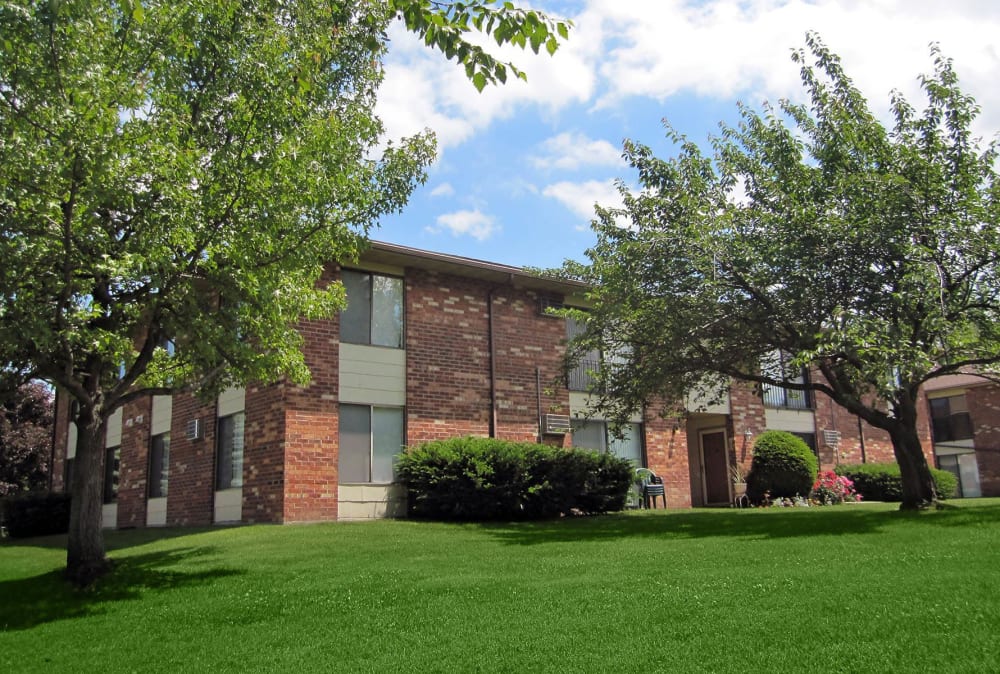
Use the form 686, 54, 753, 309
810, 470, 861, 505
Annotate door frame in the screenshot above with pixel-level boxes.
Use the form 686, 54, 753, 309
699, 427, 731, 506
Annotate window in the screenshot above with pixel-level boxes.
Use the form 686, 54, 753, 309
761, 351, 812, 409
216, 413, 245, 490
149, 432, 170, 498
790, 432, 817, 456
103, 446, 120, 504
340, 270, 403, 348
339, 404, 404, 483
566, 316, 601, 391
930, 395, 974, 443
571, 420, 644, 466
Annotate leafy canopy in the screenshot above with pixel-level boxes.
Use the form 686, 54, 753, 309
0, 0, 569, 417
566, 34, 1000, 436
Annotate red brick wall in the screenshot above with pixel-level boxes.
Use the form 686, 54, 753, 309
166, 393, 216, 526
405, 271, 570, 445
492, 286, 570, 445
243, 382, 288, 523
116, 397, 153, 528
970, 384, 1000, 496
405, 270, 492, 442
644, 412, 691, 507
281, 279, 341, 522
812, 390, 934, 468
727, 381, 767, 448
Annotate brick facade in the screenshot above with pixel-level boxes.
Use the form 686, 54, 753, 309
48, 242, 954, 527
969, 384, 1000, 496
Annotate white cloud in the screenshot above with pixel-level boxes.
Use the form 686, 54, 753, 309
543, 179, 624, 228
428, 209, 499, 241
429, 182, 455, 197
580, 0, 1000, 132
378, 19, 595, 153
530, 132, 624, 171
379, 2, 1000, 159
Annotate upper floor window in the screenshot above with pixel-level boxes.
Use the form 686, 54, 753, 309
929, 395, 973, 443
340, 270, 403, 348
566, 316, 601, 391
761, 351, 812, 410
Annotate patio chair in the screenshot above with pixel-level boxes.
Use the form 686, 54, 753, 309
634, 468, 666, 509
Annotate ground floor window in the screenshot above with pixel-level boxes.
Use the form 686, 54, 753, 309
216, 413, 245, 490
149, 432, 170, 498
571, 420, 644, 466
339, 404, 404, 483
103, 446, 120, 503
789, 432, 817, 456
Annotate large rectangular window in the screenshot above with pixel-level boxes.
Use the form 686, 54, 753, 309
930, 395, 974, 443
216, 413, 245, 490
339, 404, 404, 483
149, 432, 170, 498
103, 446, 120, 504
340, 270, 404, 348
571, 420, 644, 466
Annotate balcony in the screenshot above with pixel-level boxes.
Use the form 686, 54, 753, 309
762, 383, 812, 410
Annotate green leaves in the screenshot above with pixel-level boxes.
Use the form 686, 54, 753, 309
388, 0, 571, 91
568, 34, 1000, 434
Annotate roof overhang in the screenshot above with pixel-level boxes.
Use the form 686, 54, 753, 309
361, 240, 589, 297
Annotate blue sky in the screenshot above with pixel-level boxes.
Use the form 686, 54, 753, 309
375, 0, 1000, 270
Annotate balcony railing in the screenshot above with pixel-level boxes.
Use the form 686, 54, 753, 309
762, 383, 812, 410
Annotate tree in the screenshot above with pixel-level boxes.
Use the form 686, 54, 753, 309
0, 0, 567, 584
564, 34, 1000, 510
0, 382, 54, 496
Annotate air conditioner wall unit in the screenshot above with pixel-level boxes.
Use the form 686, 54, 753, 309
186, 418, 204, 441
822, 429, 841, 448
543, 414, 572, 435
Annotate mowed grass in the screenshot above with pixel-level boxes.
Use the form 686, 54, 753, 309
3, 500, 1000, 673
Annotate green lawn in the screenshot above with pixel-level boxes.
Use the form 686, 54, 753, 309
3, 500, 1000, 673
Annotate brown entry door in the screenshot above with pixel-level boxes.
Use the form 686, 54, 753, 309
701, 431, 730, 505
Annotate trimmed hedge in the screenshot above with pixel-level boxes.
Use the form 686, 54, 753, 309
747, 430, 818, 501
1, 492, 71, 538
396, 437, 634, 521
834, 463, 957, 501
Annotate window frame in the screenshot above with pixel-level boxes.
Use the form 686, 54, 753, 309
570, 419, 646, 467
215, 412, 245, 491
103, 446, 120, 504
340, 269, 404, 349
148, 432, 170, 499
338, 403, 405, 484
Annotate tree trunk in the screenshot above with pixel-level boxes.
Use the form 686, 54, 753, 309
888, 422, 938, 510
66, 417, 111, 586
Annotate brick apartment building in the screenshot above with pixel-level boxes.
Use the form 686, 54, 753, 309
50, 241, 945, 528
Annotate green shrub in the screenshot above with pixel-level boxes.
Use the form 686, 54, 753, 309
746, 430, 818, 502
2, 491, 71, 538
835, 463, 958, 501
396, 437, 633, 521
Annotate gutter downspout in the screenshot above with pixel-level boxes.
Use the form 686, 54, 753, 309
488, 286, 499, 438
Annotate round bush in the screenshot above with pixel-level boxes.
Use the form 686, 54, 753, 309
746, 430, 818, 502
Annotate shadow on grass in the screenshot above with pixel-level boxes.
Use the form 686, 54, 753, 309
475, 501, 1000, 546
0, 546, 244, 631
0, 525, 228, 552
